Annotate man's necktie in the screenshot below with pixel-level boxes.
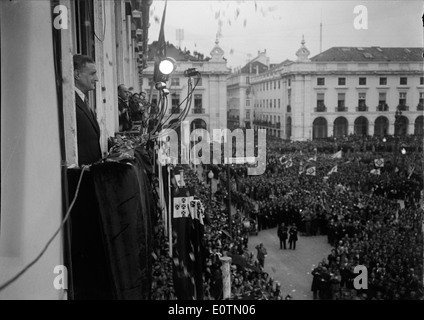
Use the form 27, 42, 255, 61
85, 96, 97, 121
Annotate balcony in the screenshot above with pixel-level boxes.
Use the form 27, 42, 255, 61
376, 104, 389, 112
397, 104, 409, 111
417, 103, 424, 111
192, 108, 205, 114
335, 106, 348, 112
314, 105, 327, 112
356, 105, 369, 112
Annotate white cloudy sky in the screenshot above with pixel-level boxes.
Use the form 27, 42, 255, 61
148, 0, 423, 69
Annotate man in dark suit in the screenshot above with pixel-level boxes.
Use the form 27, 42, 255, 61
71, 55, 113, 300
73, 54, 102, 166
118, 84, 132, 131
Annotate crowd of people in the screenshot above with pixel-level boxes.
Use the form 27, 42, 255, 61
150, 133, 422, 300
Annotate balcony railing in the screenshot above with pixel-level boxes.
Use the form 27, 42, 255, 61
356, 105, 369, 112
314, 106, 327, 112
335, 106, 348, 112
417, 103, 424, 111
192, 108, 205, 114
376, 104, 389, 112
397, 104, 409, 111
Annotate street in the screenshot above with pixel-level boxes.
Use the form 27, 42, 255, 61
248, 228, 332, 300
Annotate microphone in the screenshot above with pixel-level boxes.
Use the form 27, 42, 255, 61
184, 68, 200, 77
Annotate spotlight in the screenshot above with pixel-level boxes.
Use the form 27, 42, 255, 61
155, 82, 167, 90
184, 68, 200, 77
159, 57, 177, 75
154, 57, 176, 83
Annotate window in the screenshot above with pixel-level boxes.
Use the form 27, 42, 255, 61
379, 77, 387, 85
317, 93, 325, 111
317, 77, 325, 86
278, 99, 281, 109
266, 82, 269, 90
193, 94, 203, 113
399, 92, 407, 109
378, 92, 387, 111
246, 77, 250, 84
288, 79, 291, 87
246, 110, 250, 120
418, 93, 424, 110
246, 99, 250, 107
274, 81, 276, 90
359, 77, 367, 85
338, 78, 346, 86
278, 81, 281, 89
171, 93, 180, 113
358, 93, 366, 111
420, 77, 424, 85
337, 93, 345, 110
400, 77, 407, 85
274, 99, 276, 108
171, 78, 180, 86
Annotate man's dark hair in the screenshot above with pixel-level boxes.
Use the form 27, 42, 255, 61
73, 54, 95, 71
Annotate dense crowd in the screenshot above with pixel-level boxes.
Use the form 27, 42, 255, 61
150, 133, 423, 300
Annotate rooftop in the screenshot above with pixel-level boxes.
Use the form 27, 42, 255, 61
311, 47, 423, 62
147, 41, 210, 62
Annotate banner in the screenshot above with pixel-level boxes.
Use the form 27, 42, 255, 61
172, 182, 205, 300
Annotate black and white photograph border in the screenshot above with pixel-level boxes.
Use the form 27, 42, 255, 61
0, 0, 423, 306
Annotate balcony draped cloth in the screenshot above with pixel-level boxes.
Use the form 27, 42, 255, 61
68, 146, 154, 300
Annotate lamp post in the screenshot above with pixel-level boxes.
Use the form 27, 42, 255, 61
208, 169, 214, 210
394, 108, 402, 169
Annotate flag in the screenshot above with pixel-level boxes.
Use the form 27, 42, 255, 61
307, 155, 317, 162
279, 156, 286, 164
374, 158, 384, 168
331, 150, 342, 159
305, 164, 316, 176
285, 158, 293, 168
408, 165, 415, 179
298, 160, 304, 175
370, 168, 381, 175
327, 165, 338, 175
172, 181, 205, 300
153, 1, 168, 83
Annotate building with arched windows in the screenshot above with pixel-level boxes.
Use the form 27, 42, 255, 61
143, 39, 230, 135
250, 38, 423, 140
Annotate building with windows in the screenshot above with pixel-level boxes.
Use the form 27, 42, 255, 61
226, 50, 272, 130
143, 39, 230, 134
251, 39, 424, 140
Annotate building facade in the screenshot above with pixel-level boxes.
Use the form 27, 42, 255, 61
143, 40, 230, 135
251, 40, 424, 141
226, 50, 271, 130
0, 0, 152, 299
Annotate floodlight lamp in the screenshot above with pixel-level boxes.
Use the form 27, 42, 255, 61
155, 82, 167, 90
159, 57, 176, 75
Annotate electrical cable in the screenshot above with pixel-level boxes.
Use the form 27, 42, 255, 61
0, 166, 88, 292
